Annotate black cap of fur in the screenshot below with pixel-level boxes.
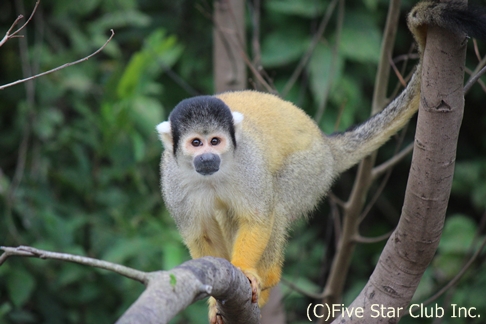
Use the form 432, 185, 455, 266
169, 96, 237, 156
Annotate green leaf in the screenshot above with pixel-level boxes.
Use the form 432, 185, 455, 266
117, 29, 183, 99
6, 268, 36, 307
131, 131, 146, 162
91, 10, 151, 31
433, 215, 478, 279
162, 241, 186, 270
102, 238, 153, 264
340, 12, 381, 63
130, 96, 164, 137
265, 0, 326, 18
439, 214, 476, 254
453, 160, 486, 209
261, 30, 310, 68
33, 108, 64, 141
169, 273, 177, 288
0, 302, 13, 318
412, 269, 435, 302
307, 43, 344, 109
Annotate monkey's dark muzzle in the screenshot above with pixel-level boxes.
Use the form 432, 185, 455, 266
194, 153, 221, 176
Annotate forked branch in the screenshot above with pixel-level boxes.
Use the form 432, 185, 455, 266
0, 0, 40, 48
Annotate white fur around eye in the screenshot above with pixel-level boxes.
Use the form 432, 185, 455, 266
156, 121, 171, 134
232, 112, 244, 125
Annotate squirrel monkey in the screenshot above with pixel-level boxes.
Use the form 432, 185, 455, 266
156, 1, 485, 322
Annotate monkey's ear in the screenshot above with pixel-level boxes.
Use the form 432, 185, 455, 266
232, 111, 244, 125
156, 121, 173, 151
232, 111, 244, 141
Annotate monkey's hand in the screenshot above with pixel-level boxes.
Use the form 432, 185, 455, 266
240, 268, 261, 304
207, 269, 261, 324
208, 297, 223, 324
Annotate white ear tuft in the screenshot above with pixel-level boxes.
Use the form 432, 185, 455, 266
232, 112, 244, 125
156, 121, 171, 134
156, 121, 173, 151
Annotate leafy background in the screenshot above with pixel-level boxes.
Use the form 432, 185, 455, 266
0, 0, 485, 323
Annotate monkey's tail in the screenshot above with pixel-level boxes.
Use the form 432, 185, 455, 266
326, 64, 421, 174
327, 1, 486, 174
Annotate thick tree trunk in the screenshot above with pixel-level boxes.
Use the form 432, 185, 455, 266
213, 0, 247, 93
331, 8, 467, 324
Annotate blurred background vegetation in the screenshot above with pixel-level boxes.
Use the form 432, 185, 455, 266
0, 0, 485, 323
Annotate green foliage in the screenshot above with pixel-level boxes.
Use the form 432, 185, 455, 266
265, 0, 326, 18
0, 1, 193, 322
1, 0, 485, 323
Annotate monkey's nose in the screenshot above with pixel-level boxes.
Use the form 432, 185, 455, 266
194, 153, 221, 175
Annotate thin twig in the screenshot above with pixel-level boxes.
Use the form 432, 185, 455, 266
372, 142, 414, 180
281, 277, 328, 299
413, 235, 486, 310
209, 3, 274, 93
314, 0, 344, 123
319, 2, 402, 316
249, 0, 261, 70
0, 29, 115, 90
392, 52, 420, 64
332, 98, 348, 131
389, 55, 407, 88
464, 63, 486, 94
472, 39, 481, 62
353, 231, 393, 244
358, 127, 410, 224
281, 0, 339, 98
388, 45, 417, 101
0, 0, 40, 47
0, 246, 148, 284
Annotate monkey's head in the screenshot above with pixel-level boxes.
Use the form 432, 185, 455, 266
156, 96, 244, 176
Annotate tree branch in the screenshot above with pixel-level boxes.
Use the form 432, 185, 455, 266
1, 246, 260, 324
0, 29, 115, 90
0, 0, 40, 47
319, 2, 402, 321
464, 63, 486, 94
372, 142, 414, 180
0, 246, 147, 283
353, 231, 393, 244
415, 235, 486, 310
335, 4, 468, 321
118, 257, 260, 324
281, 0, 339, 98
314, 0, 344, 123
213, 0, 247, 92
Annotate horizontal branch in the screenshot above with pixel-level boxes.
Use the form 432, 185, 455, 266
0, 245, 147, 283
118, 257, 260, 324
372, 142, 414, 180
1, 246, 259, 324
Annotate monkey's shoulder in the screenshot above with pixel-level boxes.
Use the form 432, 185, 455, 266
215, 90, 322, 140
216, 90, 324, 171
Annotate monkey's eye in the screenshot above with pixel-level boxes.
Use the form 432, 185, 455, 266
210, 137, 220, 146
191, 139, 202, 147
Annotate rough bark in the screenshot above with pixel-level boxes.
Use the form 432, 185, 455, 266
116, 257, 260, 324
331, 12, 467, 324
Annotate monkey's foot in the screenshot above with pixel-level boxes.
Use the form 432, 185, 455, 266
241, 270, 261, 304
208, 297, 224, 324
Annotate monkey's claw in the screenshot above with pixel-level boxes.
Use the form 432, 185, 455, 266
209, 297, 224, 324
242, 271, 261, 304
